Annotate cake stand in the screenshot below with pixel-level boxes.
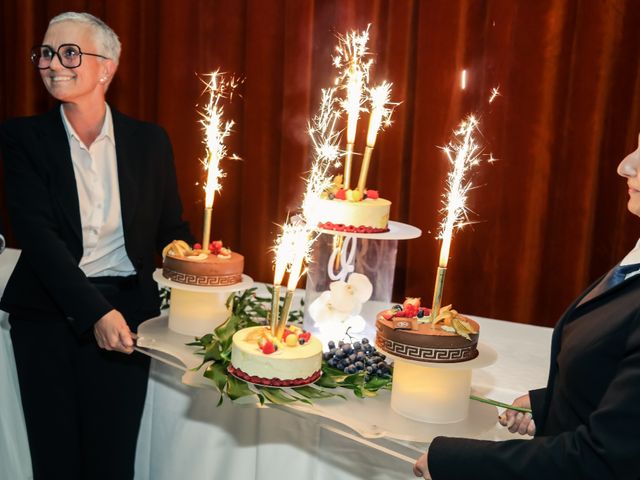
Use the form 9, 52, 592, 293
135, 314, 502, 445
153, 269, 253, 337
384, 343, 497, 424
304, 220, 421, 343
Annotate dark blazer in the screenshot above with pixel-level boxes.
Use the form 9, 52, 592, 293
0, 105, 192, 334
428, 268, 640, 479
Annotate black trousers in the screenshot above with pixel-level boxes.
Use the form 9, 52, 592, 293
9, 281, 151, 480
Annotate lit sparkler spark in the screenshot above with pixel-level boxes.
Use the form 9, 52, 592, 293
429, 115, 482, 323
302, 87, 343, 227
489, 86, 501, 103
333, 25, 372, 189
199, 71, 240, 248
437, 115, 481, 267
272, 219, 314, 335
366, 82, 394, 147
286, 224, 313, 290
200, 71, 240, 208
356, 81, 395, 192
460, 69, 467, 90
272, 221, 298, 287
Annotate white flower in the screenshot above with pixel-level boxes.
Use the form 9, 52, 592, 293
328, 273, 373, 314
309, 291, 351, 323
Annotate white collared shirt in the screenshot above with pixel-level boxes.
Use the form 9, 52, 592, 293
60, 104, 136, 277
619, 238, 640, 280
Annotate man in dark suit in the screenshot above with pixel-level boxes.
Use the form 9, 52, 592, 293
0, 12, 192, 480
0, 217, 5, 254
414, 134, 640, 479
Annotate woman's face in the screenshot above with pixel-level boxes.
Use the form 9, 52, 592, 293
617, 133, 640, 217
39, 21, 112, 105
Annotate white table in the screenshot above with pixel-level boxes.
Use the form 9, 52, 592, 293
0, 249, 553, 479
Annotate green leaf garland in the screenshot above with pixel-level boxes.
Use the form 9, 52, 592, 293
189, 289, 393, 406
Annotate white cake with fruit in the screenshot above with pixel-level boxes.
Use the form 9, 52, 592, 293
229, 325, 323, 387
311, 175, 391, 233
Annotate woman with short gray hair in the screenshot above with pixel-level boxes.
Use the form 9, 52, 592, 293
0, 12, 192, 479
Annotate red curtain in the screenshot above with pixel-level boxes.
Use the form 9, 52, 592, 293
1, 0, 640, 327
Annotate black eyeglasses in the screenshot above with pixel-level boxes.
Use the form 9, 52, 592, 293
30, 44, 109, 69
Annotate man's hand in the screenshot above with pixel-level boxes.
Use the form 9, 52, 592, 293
93, 309, 136, 354
413, 450, 431, 479
498, 393, 536, 436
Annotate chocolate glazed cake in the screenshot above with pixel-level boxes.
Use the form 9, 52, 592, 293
163, 252, 244, 286
375, 314, 479, 364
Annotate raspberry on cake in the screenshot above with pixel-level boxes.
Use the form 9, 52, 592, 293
375, 298, 480, 363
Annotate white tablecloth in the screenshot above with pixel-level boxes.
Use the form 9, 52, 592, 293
0, 249, 553, 479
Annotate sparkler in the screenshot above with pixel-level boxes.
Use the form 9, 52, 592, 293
430, 115, 481, 322
270, 89, 343, 335
489, 86, 501, 103
333, 26, 372, 189
302, 88, 343, 227
199, 71, 240, 249
356, 82, 394, 193
273, 222, 313, 338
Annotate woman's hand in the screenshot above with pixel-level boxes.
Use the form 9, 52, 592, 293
413, 450, 431, 479
498, 393, 535, 436
93, 309, 136, 354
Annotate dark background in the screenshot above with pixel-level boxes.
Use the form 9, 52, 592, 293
1, 0, 640, 327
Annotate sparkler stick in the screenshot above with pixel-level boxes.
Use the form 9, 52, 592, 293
356, 82, 393, 193
430, 116, 481, 323
199, 71, 239, 249
344, 72, 362, 190
333, 26, 372, 190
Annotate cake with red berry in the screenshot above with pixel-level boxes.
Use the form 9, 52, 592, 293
375, 298, 479, 363
162, 240, 244, 287
229, 325, 323, 387
311, 176, 391, 233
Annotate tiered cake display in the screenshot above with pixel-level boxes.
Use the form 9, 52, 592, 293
158, 73, 253, 337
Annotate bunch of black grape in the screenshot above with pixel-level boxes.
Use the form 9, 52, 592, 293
323, 338, 391, 380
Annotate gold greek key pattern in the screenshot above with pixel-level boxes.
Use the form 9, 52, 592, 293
162, 267, 241, 286
376, 334, 477, 363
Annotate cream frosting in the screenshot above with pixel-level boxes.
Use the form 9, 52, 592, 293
230, 326, 322, 380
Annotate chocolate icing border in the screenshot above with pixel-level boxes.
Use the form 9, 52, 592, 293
162, 267, 242, 286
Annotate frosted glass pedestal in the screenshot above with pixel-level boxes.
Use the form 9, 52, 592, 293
392, 360, 472, 424
153, 270, 253, 337
386, 343, 497, 424
167, 289, 229, 337
304, 221, 421, 343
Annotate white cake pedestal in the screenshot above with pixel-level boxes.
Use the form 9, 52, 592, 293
385, 343, 497, 424
153, 269, 253, 337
